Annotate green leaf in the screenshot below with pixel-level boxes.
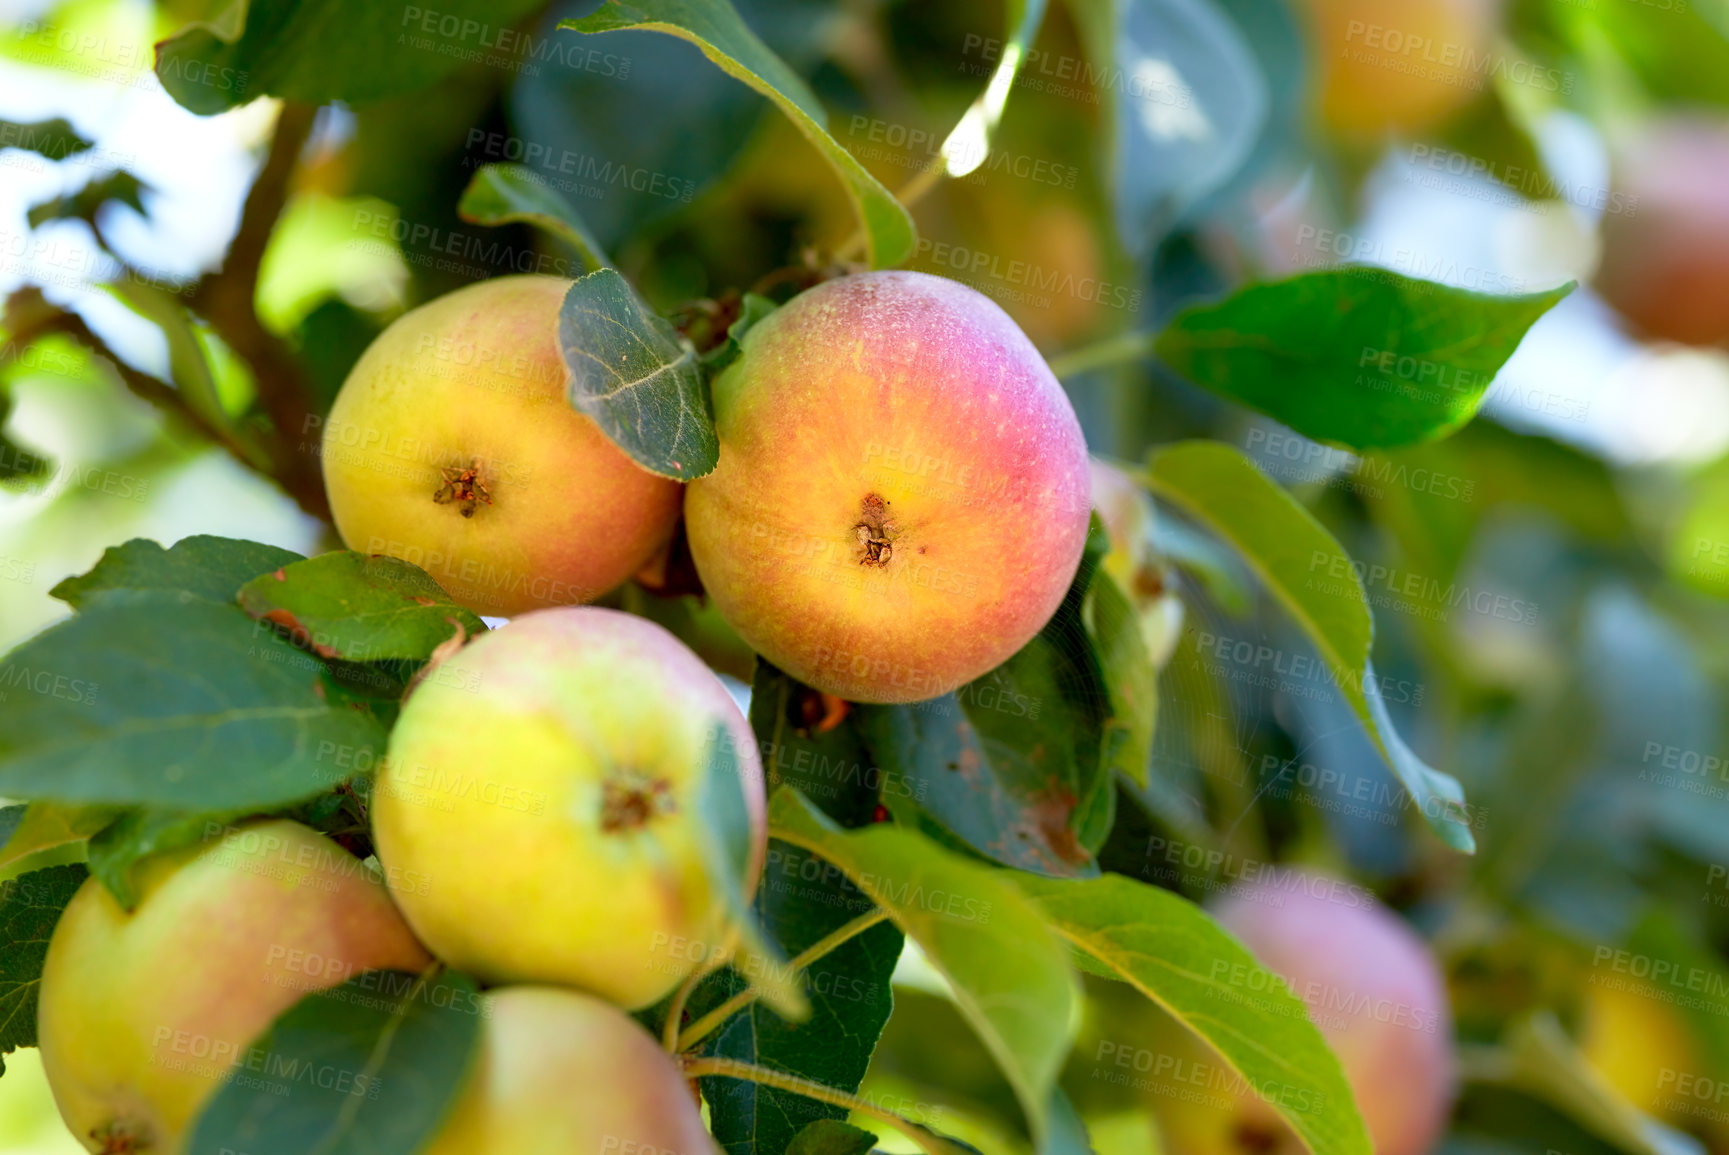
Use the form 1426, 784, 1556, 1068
457, 163, 610, 274
786, 1119, 878, 1155
26, 170, 148, 235
700, 292, 777, 377
559, 0, 916, 267
697, 726, 808, 1022
0, 864, 88, 1072
1086, 567, 1157, 790
87, 808, 252, 910
186, 969, 482, 1155
154, 0, 546, 114
559, 267, 718, 480
105, 282, 230, 440
934, 0, 1046, 179
749, 662, 883, 829
0, 590, 387, 809
0, 803, 120, 872
237, 552, 486, 664
0, 118, 93, 161
52, 536, 304, 609
855, 521, 1116, 877
697, 842, 902, 1155
1016, 873, 1372, 1155
1144, 441, 1476, 852
769, 789, 1079, 1143
1153, 269, 1573, 450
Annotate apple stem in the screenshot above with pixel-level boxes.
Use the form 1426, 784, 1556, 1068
681, 1056, 969, 1155
1044, 330, 1159, 380
674, 908, 891, 1052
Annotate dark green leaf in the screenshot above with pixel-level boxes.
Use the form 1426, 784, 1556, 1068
1086, 566, 1157, 790
0, 118, 93, 161
87, 807, 253, 910
854, 522, 1116, 877
0, 864, 88, 1072
237, 552, 486, 664
26, 170, 148, 232
769, 789, 1078, 1144
186, 969, 482, 1155
457, 162, 609, 274
559, 0, 915, 267
0, 590, 387, 809
51, 536, 304, 609
697, 726, 806, 1021
1154, 269, 1573, 450
749, 662, 882, 828
699, 841, 902, 1155
559, 267, 718, 480
0, 430, 48, 486
1017, 873, 1372, 1155
786, 1119, 878, 1155
1145, 442, 1476, 851
154, 0, 547, 114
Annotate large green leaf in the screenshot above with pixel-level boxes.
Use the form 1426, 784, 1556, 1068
237, 552, 486, 664
0, 864, 87, 1073
51, 536, 304, 609
769, 789, 1078, 1143
750, 662, 883, 829
0, 118, 92, 161
697, 841, 903, 1155
0, 590, 387, 809
1144, 442, 1476, 851
1154, 269, 1572, 450
457, 163, 609, 274
786, 1120, 878, 1155
155, 0, 547, 114
1017, 873, 1372, 1155
559, 0, 916, 267
0, 803, 118, 872
559, 267, 718, 481
87, 807, 254, 911
186, 969, 482, 1155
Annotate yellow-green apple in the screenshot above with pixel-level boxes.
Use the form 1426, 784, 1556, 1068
371, 605, 766, 1009
684, 271, 1091, 703
319, 275, 683, 616
1597, 119, 1729, 347
1297, 0, 1500, 141
1579, 979, 1705, 1124
421, 986, 711, 1155
1089, 458, 1184, 670
1157, 871, 1455, 1155
37, 820, 430, 1154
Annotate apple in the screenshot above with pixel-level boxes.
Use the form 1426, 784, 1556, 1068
421, 986, 711, 1154
1296, 0, 1500, 141
37, 820, 431, 1154
370, 605, 766, 1009
684, 271, 1092, 704
1089, 458, 1185, 670
319, 275, 683, 616
1579, 978, 1704, 1124
1596, 118, 1729, 347
1156, 871, 1455, 1155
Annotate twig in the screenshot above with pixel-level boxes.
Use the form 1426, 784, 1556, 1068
1044, 330, 1158, 379
681, 1056, 968, 1155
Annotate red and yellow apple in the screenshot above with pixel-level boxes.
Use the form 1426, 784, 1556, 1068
371, 605, 766, 1009
1157, 871, 1456, 1155
421, 986, 711, 1155
319, 275, 683, 616
1297, 0, 1501, 141
37, 820, 431, 1154
685, 271, 1092, 703
1596, 118, 1729, 348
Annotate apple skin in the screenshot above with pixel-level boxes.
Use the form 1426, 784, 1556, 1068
421, 986, 711, 1155
1298, 0, 1500, 141
1596, 119, 1729, 347
320, 275, 683, 616
1159, 872, 1456, 1155
685, 271, 1092, 704
371, 605, 766, 1009
37, 820, 431, 1154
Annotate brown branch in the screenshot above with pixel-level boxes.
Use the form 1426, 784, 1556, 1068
190, 100, 330, 521
2, 288, 259, 467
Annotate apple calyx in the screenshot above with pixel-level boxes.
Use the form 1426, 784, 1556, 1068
853, 493, 898, 568
434, 458, 494, 519
600, 770, 677, 833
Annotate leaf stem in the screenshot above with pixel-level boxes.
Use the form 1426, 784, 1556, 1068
661, 930, 737, 1052
1044, 330, 1158, 379
835, 160, 945, 262
676, 908, 889, 1052
681, 1056, 966, 1155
